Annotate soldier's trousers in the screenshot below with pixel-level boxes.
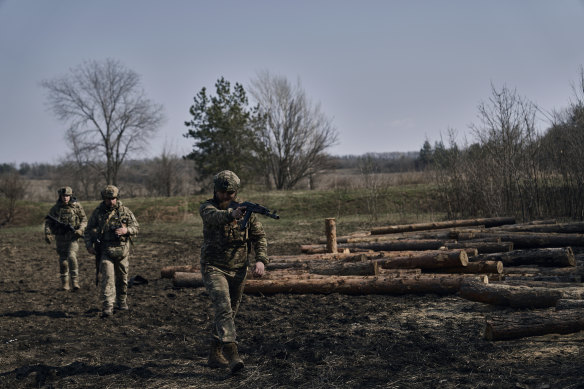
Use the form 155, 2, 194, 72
100, 250, 129, 309
55, 239, 79, 284
201, 264, 247, 344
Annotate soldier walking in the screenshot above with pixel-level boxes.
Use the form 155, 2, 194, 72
44, 186, 87, 291
199, 170, 269, 373
84, 185, 139, 317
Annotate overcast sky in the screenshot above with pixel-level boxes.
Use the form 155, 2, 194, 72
1, 0, 584, 166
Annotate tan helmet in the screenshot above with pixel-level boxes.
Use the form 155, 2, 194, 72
101, 185, 119, 199
58, 186, 73, 196
213, 170, 240, 192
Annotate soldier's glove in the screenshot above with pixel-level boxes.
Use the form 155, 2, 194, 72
74, 229, 84, 238
45, 235, 53, 244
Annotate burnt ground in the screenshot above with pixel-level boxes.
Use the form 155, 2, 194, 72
1, 225, 583, 389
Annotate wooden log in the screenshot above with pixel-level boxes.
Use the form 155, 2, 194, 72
491, 280, 583, 288
500, 275, 582, 283
473, 247, 576, 267
556, 299, 584, 310
325, 218, 338, 253
172, 272, 487, 294
427, 260, 503, 274
161, 265, 198, 279
445, 241, 514, 254
484, 310, 584, 341
459, 280, 584, 308
471, 231, 584, 249
374, 249, 468, 270
302, 239, 455, 253
370, 217, 516, 235
493, 221, 584, 234
503, 266, 580, 275
243, 274, 486, 295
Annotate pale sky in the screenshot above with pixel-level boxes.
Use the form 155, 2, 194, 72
1, 0, 584, 166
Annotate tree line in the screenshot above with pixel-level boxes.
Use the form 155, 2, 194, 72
420, 66, 584, 221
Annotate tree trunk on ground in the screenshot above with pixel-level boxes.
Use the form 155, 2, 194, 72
471, 232, 584, 249
161, 265, 198, 279
458, 280, 584, 308
172, 272, 487, 294
373, 249, 468, 270
473, 247, 576, 267
556, 299, 584, 310
370, 217, 516, 235
445, 242, 513, 254
301, 239, 454, 253
426, 261, 502, 274
493, 221, 584, 234
484, 310, 584, 341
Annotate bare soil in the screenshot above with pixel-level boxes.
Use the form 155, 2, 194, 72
1, 226, 583, 389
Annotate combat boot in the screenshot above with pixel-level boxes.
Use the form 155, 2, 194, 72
117, 300, 129, 311
71, 279, 80, 291
222, 342, 244, 373
207, 339, 229, 368
60, 276, 70, 291
101, 306, 113, 317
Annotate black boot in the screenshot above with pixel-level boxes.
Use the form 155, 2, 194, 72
207, 339, 229, 368
222, 342, 244, 373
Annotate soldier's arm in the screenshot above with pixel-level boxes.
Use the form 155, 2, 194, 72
248, 215, 268, 265
124, 209, 139, 236
84, 210, 99, 249
199, 202, 236, 227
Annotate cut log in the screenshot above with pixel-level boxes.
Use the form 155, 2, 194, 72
459, 280, 584, 308
500, 275, 582, 283
301, 239, 455, 253
503, 265, 580, 275
370, 217, 516, 235
325, 218, 338, 253
472, 247, 576, 267
491, 280, 583, 288
470, 231, 584, 249
172, 272, 487, 294
161, 265, 198, 279
243, 274, 486, 295
445, 241, 513, 254
276, 260, 380, 276
556, 299, 584, 310
484, 310, 584, 341
493, 221, 584, 234
373, 249, 468, 270
427, 260, 502, 274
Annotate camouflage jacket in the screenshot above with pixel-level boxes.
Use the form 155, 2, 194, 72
44, 199, 87, 240
199, 197, 268, 270
84, 200, 139, 249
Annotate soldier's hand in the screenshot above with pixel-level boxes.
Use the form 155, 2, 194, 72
74, 229, 84, 238
231, 207, 245, 220
252, 261, 265, 277
45, 235, 53, 244
115, 226, 128, 236
87, 247, 96, 255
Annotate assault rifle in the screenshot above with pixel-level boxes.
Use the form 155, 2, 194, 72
45, 214, 76, 234
229, 201, 280, 230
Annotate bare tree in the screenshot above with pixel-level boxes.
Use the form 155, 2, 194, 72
0, 172, 28, 227
249, 70, 338, 190
41, 58, 165, 185
146, 143, 195, 197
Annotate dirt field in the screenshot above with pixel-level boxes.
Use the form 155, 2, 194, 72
1, 224, 583, 389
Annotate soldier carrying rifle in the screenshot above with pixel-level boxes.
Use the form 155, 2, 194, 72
44, 186, 87, 291
84, 185, 139, 317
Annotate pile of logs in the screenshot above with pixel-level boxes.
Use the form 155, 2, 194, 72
161, 216, 584, 341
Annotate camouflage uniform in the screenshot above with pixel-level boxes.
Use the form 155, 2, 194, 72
200, 170, 268, 371
84, 185, 139, 313
44, 186, 87, 290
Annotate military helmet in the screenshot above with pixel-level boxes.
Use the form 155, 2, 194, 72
213, 170, 240, 193
58, 186, 73, 196
101, 185, 119, 199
